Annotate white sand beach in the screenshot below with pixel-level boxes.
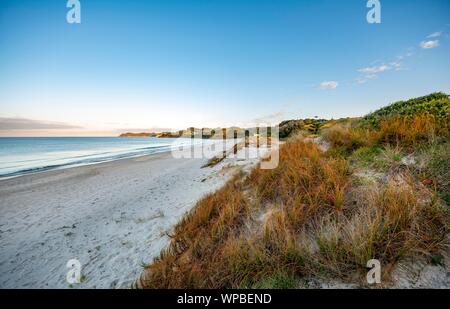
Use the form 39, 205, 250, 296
0, 146, 265, 288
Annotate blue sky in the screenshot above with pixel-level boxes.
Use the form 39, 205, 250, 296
0, 0, 449, 136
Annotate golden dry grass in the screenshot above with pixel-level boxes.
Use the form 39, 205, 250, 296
136, 128, 448, 288
376, 114, 443, 146
323, 113, 448, 155
137, 139, 352, 288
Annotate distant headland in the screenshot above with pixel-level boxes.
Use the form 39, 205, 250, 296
119, 127, 246, 139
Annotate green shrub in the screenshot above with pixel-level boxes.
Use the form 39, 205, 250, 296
361, 92, 450, 128
353, 146, 382, 166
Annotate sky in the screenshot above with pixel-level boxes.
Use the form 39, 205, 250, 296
0, 0, 449, 136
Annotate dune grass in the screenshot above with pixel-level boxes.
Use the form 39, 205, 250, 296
136, 94, 449, 289
137, 137, 447, 288
323, 113, 448, 155
137, 139, 353, 288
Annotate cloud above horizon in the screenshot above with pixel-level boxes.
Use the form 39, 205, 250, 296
420, 40, 440, 49
358, 64, 391, 75
0, 117, 82, 131
355, 25, 446, 86
356, 63, 396, 84
427, 31, 442, 38
356, 74, 378, 84
318, 81, 338, 90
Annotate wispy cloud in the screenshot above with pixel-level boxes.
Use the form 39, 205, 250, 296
420, 40, 439, 49
356, 74, 378, 84
358, 64, 391, 74
355, 59, 408, 84
354, 26, 444, 86
427, 31, 442, 38
0, 117, 82, 131
396, 49, 414, 61
318, 81, 338, 90
250, 111, 285, 125
389, 61, 404, 71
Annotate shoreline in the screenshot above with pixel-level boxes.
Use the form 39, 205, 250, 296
0, 149, 229, 288
0, 144, 263, 288
0, 138, 239, 181
0, 148, 173, 182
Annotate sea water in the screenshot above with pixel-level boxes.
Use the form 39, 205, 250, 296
0, 137, 198, 178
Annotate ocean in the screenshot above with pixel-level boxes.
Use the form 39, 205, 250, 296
0, 137, 198, 178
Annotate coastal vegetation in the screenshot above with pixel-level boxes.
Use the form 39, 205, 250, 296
136, 93, 450, 289
279, 118, 328, 139
359, 92, 450, 128
119, 132, 159, 138
120, 128, 243, 139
